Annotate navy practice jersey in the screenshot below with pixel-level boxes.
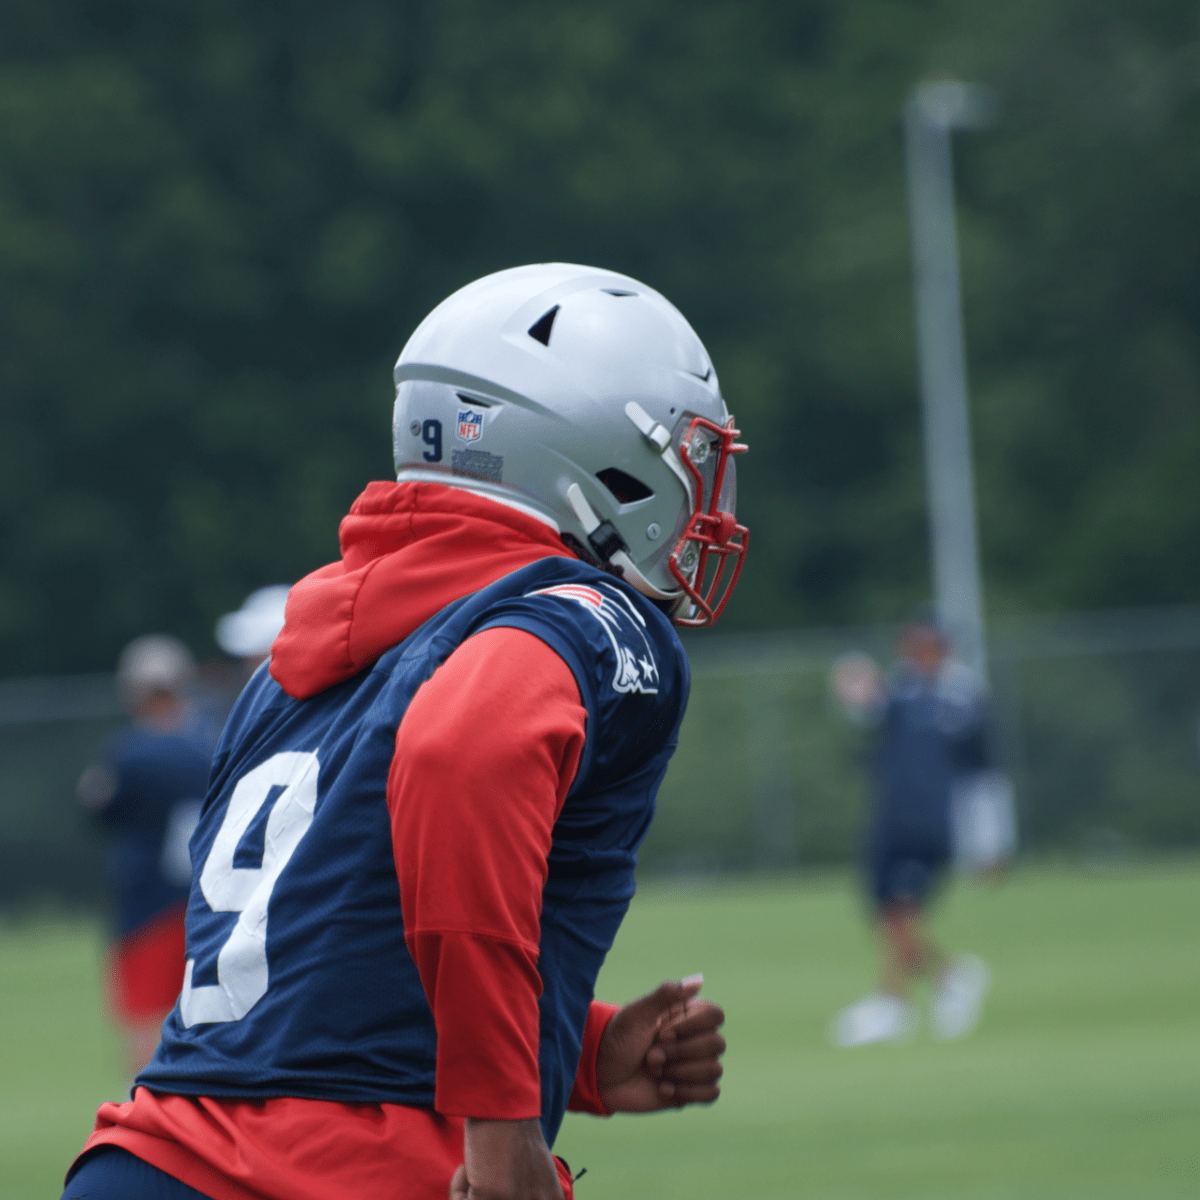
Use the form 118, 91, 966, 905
90, 726, 213, 939
138, 557, 689, 1146
872, 661, 990, 848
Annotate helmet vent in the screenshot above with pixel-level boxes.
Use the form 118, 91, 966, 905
456, 393, 492, 408
596, 467, 654, 504
602, 288, 637, 297
527, 306, 559, 346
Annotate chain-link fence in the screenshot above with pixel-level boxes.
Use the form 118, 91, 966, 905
643, 605, 1200, 873
3, 606, 1200, 906
0, 675, 125, 908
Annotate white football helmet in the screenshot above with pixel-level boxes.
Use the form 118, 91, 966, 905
392, 263, 748, 625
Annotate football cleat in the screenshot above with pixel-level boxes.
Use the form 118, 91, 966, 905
829, 993, 918, 1047
931, 954, 991, 1040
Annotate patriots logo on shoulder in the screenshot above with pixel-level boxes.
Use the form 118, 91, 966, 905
526, 583, 660, 695
457, 410, 483, 442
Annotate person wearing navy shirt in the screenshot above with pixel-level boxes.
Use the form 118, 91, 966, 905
78, 635, 213, 1079
829, 619, 994, 1046
64, 263, 747, 1200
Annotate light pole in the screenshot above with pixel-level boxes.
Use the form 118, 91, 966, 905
904, 80, 995, 680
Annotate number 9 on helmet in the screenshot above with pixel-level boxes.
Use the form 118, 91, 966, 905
392, 263, 749, 625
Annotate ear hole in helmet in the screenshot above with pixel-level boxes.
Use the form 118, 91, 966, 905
528, 306, 559, 346
596, 468, 654, 504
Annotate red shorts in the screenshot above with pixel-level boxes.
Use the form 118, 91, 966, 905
108, 903, 188, 1025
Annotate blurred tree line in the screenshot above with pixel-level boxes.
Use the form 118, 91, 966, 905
3, 0, 1200, 674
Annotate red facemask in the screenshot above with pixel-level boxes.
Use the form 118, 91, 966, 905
667, 415, 749, 626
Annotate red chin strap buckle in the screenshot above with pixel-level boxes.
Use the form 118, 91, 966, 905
668, 416, 749, 627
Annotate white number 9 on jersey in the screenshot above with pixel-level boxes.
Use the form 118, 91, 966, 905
180, 751, 319, 1026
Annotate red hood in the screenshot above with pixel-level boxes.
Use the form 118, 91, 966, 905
270, 481, 575, 699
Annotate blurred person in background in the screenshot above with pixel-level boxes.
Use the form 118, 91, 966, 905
214, 585, 291, 682
77, 636, 214, 1079
828, 618, 1007, 1047
194, 587, 292, 728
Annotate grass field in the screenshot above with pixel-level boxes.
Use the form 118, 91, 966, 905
2, 862, 1198, 1199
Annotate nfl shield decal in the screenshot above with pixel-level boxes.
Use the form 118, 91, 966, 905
457, 409, 483, 442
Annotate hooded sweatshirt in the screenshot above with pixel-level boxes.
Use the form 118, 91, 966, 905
71, 481, 688, 1200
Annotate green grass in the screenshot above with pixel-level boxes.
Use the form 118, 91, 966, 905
3, 863, 1198, 1199
0, 917, 125, 1199
557, 863, 1200, 1200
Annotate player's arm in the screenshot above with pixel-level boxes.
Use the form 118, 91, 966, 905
389, 626, 585, 1199
390, 623, 724, 1184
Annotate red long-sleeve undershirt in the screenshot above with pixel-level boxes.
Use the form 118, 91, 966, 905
389, 625, 588, 1118
75, 625, 614, 1200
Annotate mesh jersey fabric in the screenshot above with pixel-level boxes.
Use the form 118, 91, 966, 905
134, 485, 687, 1138
75, 482, 691, 1195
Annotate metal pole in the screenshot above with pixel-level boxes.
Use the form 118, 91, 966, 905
904, 81, 995, 681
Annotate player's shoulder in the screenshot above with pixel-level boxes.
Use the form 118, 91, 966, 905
479, 559, 690, 791
485, 557, 685, 702
523, 577, 672, 697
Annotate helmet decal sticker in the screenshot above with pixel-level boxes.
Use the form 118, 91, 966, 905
526, 582, 660, 695
456, 410, 484, 443
451, 448, 503, 483
420, 419, 442, 463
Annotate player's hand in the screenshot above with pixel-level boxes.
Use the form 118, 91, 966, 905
596, 975, 725, 1113
449, 1117, 564, 1200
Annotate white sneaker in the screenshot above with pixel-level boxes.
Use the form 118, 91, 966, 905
829, 993, 917, 1047
931, 954, 991, 1040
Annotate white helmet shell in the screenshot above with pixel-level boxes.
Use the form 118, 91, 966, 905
393, 263, 745, 618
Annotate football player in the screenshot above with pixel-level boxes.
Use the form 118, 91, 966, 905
77, 635, 213, 1080
829, 619, 994, 1046
63, 263, 747, 1200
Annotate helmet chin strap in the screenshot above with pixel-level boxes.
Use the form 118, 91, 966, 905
612, 551, 684, 605
564, 483, 683, 604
